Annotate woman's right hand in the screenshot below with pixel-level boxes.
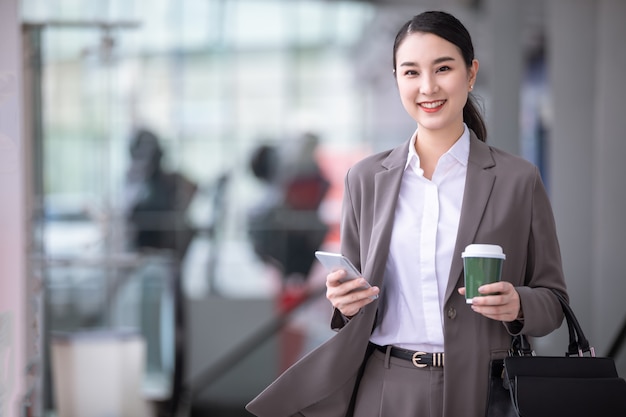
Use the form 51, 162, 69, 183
325, 269, 379, 317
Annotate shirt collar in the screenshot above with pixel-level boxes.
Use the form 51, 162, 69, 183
405, 124, 471, 171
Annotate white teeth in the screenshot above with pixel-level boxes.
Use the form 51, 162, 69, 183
420, 100, 445, 108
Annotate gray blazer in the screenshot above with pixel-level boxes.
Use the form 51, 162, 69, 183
246, 132, 567, 417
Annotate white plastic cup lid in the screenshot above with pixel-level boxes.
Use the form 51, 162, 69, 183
462, 244, 506, 259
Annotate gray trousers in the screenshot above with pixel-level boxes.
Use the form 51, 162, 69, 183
353, 346, 444, 417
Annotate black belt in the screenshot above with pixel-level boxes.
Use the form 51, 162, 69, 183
373, 344, 445, 368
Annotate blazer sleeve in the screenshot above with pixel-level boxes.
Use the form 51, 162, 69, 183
505, 166, 567, 337
329, 167, 365, 331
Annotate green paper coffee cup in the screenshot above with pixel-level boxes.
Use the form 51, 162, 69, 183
462, 244, 506, 304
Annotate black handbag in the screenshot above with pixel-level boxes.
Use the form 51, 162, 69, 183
486, 289, 626, 417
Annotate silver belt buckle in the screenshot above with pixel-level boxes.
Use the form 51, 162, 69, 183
411, 351, 428, 368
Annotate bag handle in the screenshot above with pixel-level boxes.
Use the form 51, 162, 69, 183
512, 289, 595, 357
550, 289, 594, 357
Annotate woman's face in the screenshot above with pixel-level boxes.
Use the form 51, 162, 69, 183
395, 32, 478, 137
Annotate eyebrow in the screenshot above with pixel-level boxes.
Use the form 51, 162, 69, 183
399, 56, 457, 67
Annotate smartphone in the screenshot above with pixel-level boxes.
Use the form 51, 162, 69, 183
314, 251, 377, 298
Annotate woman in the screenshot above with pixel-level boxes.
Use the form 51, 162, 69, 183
246, 10, 567, 417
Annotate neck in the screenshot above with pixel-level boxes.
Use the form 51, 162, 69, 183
414, 124, 464, 159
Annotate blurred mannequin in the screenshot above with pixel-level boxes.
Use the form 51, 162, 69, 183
124, 129, 197, 261
247, 132, 330, 288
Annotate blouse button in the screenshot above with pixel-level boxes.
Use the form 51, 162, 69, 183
447, 307, 457, 319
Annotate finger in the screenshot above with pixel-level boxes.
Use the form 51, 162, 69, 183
327, 277, 378, 302
479, 281, 514, 295
326, 269, 348, 287
334, 287, 379, 316
471, 293, 507, 306
471, 290, 520, 322
458, 287, 466, 296
330, 280, 377, 301
471, 302, 503, 315
345, 278, 371, 292
336, 283, 379, 302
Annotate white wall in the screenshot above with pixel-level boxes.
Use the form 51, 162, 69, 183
548, 0, 626, 362
484, 0, 522, 154
590, 0, 626, 353
0, 0, 27, 416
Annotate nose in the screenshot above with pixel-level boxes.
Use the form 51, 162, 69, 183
420, 74, 438, 95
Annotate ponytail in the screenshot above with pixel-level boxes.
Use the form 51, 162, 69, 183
464, 94, 487, 142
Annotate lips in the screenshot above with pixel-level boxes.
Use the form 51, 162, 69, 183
419, 99, 446, 109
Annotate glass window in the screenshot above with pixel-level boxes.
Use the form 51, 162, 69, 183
23, 1, 376, 414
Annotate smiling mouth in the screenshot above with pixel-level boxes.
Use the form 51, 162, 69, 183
419, 100, 446, 109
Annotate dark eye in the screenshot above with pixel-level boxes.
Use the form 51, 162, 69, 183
437, 66, 451, 73
404, 70, 419, 76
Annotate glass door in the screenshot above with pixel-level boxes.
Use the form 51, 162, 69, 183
24, 21, 183, 417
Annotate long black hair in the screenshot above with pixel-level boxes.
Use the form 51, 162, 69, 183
392, 10, 487, 142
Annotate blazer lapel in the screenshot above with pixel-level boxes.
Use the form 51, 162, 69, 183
363, 142, 408, 289
444, 134, 496, 303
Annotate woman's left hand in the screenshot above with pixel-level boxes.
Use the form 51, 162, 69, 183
458, 281, 522, 322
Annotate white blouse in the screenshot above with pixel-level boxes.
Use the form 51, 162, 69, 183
369, 124, 470, 352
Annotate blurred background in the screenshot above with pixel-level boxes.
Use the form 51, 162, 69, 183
2, 0, 626, 416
